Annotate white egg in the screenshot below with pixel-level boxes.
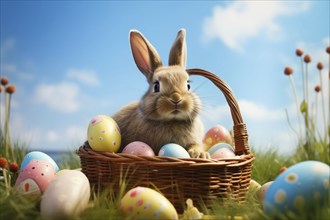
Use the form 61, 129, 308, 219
257, 181, 273, 204
40, 170, 90, 219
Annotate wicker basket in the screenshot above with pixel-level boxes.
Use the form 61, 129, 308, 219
77, 68, 254, 213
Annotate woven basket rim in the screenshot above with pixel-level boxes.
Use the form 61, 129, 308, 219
77, 142, 254, 167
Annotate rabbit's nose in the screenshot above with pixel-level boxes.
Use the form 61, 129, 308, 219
171, 99, 182, 105
170, 93, 182, 104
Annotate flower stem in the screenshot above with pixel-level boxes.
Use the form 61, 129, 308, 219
2, 168, 10, 196
4, 93, 13, 160
304, 62, 310, 141
8, 94, 14, 160
289, 75, 303, 141
285, 108, 299, 139
318, 69, 327, 143
4, 93, 9, 157
300, 57, 306, 102
314, 92, 318, 136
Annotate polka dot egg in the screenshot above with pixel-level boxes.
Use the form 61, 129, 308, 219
15, 160, 56, 195
122, 141, 155, 156
264, 161, 329, 216
120, 186, 178, 220
87, 115, 121, 152
203, 125, 233, 150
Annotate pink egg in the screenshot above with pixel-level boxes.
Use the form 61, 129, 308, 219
122, 141, 155, 156
211, 147, 235, 159
203, 125, 233, 149
15, 160, 56, 193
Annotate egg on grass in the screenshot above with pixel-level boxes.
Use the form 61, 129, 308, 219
40, 170, 91, 219
257, 181, 274, 205
15, 160, 57, 199
120, 186, 178, 220
264, 161, 329, 217
20, 151, 59, 172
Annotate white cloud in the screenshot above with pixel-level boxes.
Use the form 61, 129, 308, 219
67, 69, 100, 86
46, 131, 59, 142
203, 1, 310, 52
34, 82, 80, 113
202, 99, 285, 124
65, 125, 86, 142
238, 100, 285, 121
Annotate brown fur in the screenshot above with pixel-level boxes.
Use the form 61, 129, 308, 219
112, 29, 209, 158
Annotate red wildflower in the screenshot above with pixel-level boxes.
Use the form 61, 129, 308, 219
0, 157, 8, 169
9, 162, 19, 173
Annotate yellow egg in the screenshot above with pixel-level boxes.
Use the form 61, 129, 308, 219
87, 115, 121, 152
120, 187, 178, 220
249, 179, 261, 192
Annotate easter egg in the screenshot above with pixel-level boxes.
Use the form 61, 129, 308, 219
158, 143, 190, 158
40, 170, 90, 219
203, 125, 233, 149
120, 186, 178, 220
257, 181, 273, 205
211, 148, 235, 159
208, 143, 234, 157
210, 145, 235, 159
15, 179, 42, 200
15, 160, 56, 195
20, 151, 59, 172
87, 114, 121, 152
249, 179, 261, 192
122, 141, 155, 156
264, 161, 330, 216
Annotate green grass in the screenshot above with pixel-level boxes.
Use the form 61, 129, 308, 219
1, 140, 329, 220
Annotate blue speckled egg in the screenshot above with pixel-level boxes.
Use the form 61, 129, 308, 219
264, 160, 329, 216
20, 151, 60, 172
158, 143, 190, 158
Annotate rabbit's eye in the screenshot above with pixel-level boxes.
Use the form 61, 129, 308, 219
187, 82, 191, 91
153, 81, 160, 93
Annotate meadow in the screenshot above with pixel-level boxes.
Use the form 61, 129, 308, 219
0, 47, 329, 219
1, 136, 329, 220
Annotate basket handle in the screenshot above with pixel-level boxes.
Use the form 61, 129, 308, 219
187, 68, 249, 155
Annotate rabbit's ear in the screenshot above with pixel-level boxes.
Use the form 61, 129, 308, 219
168, 28, 187, 68
130, 30, 162, 81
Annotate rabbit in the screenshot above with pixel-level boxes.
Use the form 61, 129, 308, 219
112, 29, 210, 159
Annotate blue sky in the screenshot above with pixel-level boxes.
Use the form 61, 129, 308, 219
1, 1, 329, 154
